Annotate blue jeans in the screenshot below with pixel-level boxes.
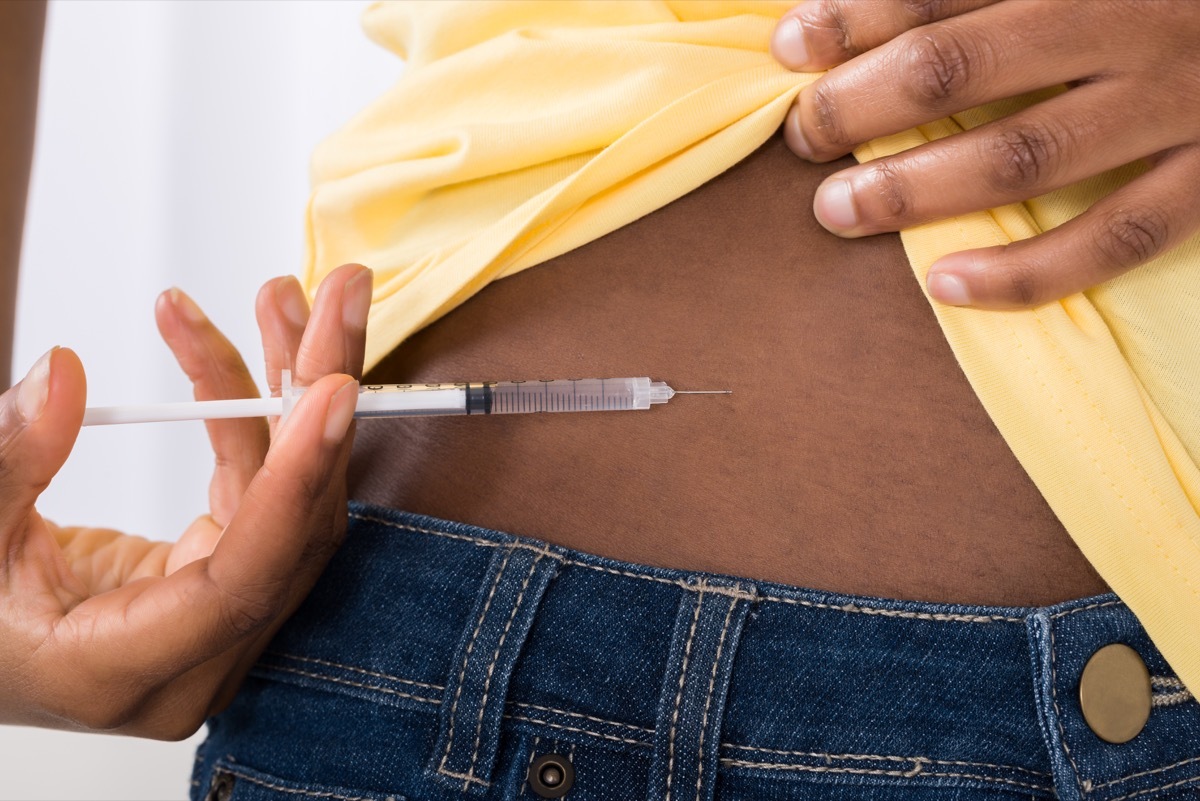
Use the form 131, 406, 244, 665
192, 502, 1200, 801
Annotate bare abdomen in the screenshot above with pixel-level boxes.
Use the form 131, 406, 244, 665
348, 135, 1108, 607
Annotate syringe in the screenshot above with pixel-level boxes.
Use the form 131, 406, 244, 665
81, 373, 731, 427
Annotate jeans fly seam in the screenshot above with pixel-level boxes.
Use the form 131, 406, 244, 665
437, 544, 514, 784
352, 514, 1028, 624
1092, 754, 1200, 791
666, 583, 705, 801
718, 759, 1053, 793
1108, 773, 1200, 801
264, 652, 444, 692
720, 744, 1052, 778
1048, 622, 1085, 797
464, 553, 544, 789
253, 665, 440, 705
695, 595, 738, 801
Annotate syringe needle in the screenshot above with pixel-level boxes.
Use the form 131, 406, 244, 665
673, 390, 732, 394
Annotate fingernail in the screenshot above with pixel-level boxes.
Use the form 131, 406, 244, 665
17, 348, 56, 423
342, 269, 373, 330
928, 271, 972, 305
170, 288, 207, 325
276, 276, 311, 329
324, 380, 359, 444
771, 17, 809, 70
814, 179, 857, 232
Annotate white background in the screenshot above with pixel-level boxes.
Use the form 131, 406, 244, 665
6, 1, 399, 797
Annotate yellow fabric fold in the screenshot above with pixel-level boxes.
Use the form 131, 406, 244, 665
304, 1, 1200, 694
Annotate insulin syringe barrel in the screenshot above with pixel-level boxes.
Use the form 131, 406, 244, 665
351, 377, 675, 417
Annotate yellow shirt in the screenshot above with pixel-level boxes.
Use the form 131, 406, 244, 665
303, 1, 1200, 697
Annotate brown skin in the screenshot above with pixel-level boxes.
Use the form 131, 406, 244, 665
0, 0, 46, 391
773, 0, 1200, 308
353, 135, 1109, 608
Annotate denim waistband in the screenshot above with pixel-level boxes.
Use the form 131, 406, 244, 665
210, 502, 1200, 801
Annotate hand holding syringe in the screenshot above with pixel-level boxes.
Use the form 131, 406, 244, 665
82, 374, 731, 426
0, 262, 731, 742
0, 266, 373, 738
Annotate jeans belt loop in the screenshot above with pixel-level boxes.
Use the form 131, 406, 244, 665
646, 577, 757, 801
428, 541, 562, 795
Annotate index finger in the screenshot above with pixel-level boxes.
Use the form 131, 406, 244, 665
772, 0, 999, 72
783, 1, 1099, 162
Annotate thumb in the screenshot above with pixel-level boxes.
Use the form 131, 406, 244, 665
0, 347, 86, 533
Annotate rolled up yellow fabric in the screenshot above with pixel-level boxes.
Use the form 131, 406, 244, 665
304, 1, 1200, 696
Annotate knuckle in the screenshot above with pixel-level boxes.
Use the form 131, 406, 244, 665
986, 123, 1062, 193
1097, 207, 1170, 269
820, 0, 857, 56
808, 81, 852, 151
901, 0, 952, 26
905, 28, 979, 106
219, 582, 283, 638
865, 162, 911, 222
1003, 263, 1042, 307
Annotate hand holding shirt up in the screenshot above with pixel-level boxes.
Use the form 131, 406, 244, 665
772, 0, 1200, 309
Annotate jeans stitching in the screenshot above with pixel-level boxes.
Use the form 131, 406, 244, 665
665, 583, 705, 801
511, 702, 653, 734
1151, 676, 1185, 688
1049, 600, 1123, 620
1048, 622, 1085, 797
1092, 754, 1200, 791
236, 666, 1063, 786
521, 736, 541, 796
1152, 690, 1194, 707
719, 759, 1053, 793
721, 744, 1053, 778
767, 594, 1022, 623
1108, 774, 1200, 801
437, 769, 488, 787
695, 596, 739, 801
437, 545, 515, 784
255, 665, 441, 705
348, 513, 1025, 624
506, 714, 650, 747
214, 768, 388, 801
264, 652, 444, 692
463, 552, 545, 789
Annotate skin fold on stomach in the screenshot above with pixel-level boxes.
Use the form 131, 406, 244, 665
348, 134, 1109, 607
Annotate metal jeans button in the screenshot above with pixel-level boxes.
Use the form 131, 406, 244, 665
528, 753, 574, 798
1079, 643, 1152, 743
